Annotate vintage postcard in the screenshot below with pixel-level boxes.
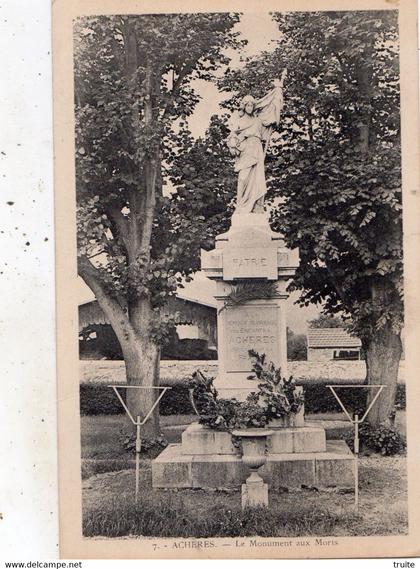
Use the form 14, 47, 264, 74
53, 0, 420, 559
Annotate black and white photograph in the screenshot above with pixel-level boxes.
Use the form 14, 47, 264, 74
52, 0, 420, 559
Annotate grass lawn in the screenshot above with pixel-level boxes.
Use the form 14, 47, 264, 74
80, 413, 407, 538
82, 456, 407, 538
81, 413, 197, 478
81, 413, 196, 459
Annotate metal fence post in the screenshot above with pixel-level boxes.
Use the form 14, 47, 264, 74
354, 413, 359, 511
108, 385, 171, 501
135, 416, 141, 502
327, 385, 385, 512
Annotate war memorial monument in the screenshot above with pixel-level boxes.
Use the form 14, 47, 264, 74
151, 74, 354, 502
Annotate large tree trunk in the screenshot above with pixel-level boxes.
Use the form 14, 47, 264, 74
78, 259, 163, 438
365, 321, 402, 427
122, 337, 161, 439
355, 46, 403, 428
121, 297, 162, 438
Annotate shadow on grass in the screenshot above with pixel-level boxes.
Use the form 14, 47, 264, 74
82, 458, 137, 479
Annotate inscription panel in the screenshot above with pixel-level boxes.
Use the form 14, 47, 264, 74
223, 247, 277, 280
224, 305, 280, 372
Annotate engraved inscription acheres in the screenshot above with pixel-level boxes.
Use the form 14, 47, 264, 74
225, 307, 280, 372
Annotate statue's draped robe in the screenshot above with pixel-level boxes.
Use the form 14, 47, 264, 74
228, 86, 284, 214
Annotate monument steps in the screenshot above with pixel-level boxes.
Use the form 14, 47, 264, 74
152, 422, 354, 491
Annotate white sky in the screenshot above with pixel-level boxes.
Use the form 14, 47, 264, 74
188, 12, 282, 138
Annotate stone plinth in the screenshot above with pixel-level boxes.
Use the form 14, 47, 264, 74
181, 423, 236, 455
153, 213, 356, 494
152, 421, 353, 490
152, 440, 354, 490
201, 213, 299, 394
242, 475, 269, 508
201, 213, 299, 283
267, 426, 326, 454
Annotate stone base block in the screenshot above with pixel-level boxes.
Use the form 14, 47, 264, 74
268, 406, 305, 428
314, 440, 356, 487
267, 426, 326, 454
152, 444, 247, 489
180, 422, 326, 456
181, 423, 236, 455
152, 440, 354, 490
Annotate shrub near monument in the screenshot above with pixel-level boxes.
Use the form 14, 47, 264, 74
190, 351, 304, 430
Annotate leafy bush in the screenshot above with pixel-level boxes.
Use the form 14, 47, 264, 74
228, 399, 269, 430
159, 385, 194, 415
342, 423, 406, 456
395, 385, 406, 410
248, 350, 304, 416
303, 383, 366, 415
80, 383, 193, 416
190, 351, 304, 430
287, 328, 307, 360
303, 383, 406, 416
119, 429, 168, 458
80, 384, 124, 415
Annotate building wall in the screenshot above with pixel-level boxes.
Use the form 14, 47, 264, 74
80, 359, 405, 384
308, 347, 361, 362
307, 347, 333, 362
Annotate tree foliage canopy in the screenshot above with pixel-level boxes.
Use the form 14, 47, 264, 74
74, 12, 404, 426
219, 11, 402, 346
308, 314, 345, 329
75, 14, 242, 342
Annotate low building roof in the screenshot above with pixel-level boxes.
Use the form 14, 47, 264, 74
78, 293, 217, 310
78, 295, 217, 333
307, 328, 361, 349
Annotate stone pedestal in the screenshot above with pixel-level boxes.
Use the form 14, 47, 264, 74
181, 422, 236, 455
152, 423, 354, 490
201, 212, 299, 394
151, 213, 355, 493
242, 474, 269, 508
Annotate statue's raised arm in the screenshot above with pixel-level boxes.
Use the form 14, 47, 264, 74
227, 71, 286, 214
255, 73, 286, 129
